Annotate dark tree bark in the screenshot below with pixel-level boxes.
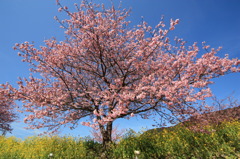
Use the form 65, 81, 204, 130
99, 121, 113, 158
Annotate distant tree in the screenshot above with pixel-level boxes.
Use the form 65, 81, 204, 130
11, 0, 239, 150
0, 85, 16, 135
183, 96, 240, 132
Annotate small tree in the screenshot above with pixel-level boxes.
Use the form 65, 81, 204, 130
12, 0, 239, 150
0, 85, 16, 135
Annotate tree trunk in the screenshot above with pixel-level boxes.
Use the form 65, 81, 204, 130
99, 121, 113, 158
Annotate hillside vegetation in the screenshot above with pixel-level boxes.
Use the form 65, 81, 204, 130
0, 107, 239, 158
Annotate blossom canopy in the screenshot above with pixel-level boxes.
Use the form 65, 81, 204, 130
12, 0, 240, 145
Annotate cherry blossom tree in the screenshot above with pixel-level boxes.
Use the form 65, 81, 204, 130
0, 85, 17, 135
12, 0, 240, 149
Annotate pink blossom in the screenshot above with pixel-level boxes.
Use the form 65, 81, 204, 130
10, 0, 240, 145
58, 7, 63, 12
0, 85, 17, 133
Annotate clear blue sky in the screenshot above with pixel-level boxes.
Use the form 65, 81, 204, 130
1, 0, 240, 139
